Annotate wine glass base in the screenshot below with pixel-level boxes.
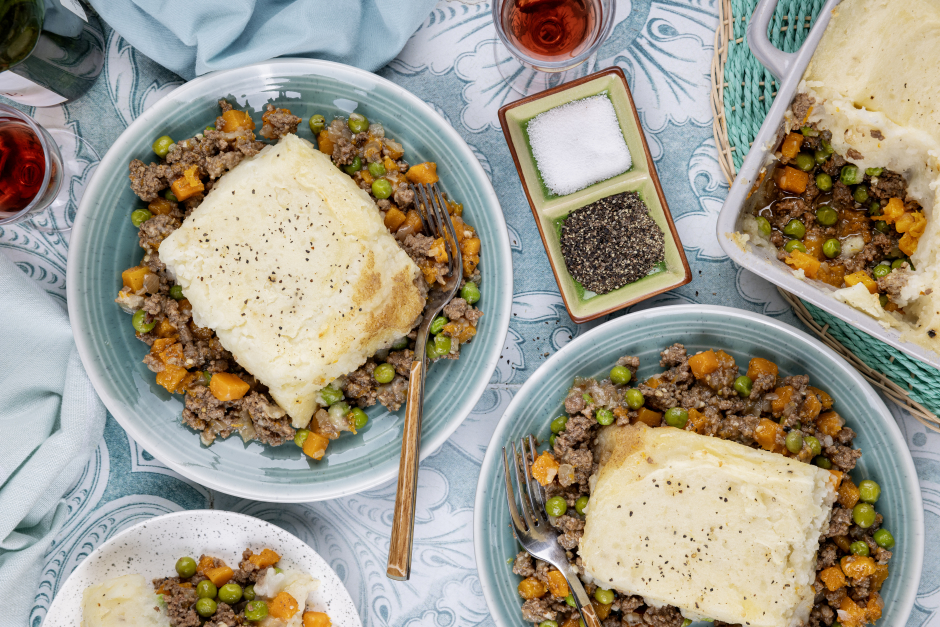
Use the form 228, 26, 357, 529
493, 41, 597, 96
27, 128, 100, 234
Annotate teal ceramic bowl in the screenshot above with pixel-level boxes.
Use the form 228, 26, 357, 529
474, 305, 923, 627
68, 59, 512, 502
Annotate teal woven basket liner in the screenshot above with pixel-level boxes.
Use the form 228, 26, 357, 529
722, 0, 940, 416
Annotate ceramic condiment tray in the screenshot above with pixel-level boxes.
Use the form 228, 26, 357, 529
498, 67, 691, 323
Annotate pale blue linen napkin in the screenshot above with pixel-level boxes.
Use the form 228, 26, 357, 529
0, 252, 105, 625
87, 0, 439, 80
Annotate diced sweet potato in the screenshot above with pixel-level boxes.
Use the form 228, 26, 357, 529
402, 209, 423, 233
382, 156, 399, 172
688, 408, 709, 434
156, 364, 188, 393
205, 565, 234, 587
844, 271, 879, 294
442, 319, 476, 343
838, 596, 868, 627
829, 469, 844, 490
816, 262, 847, 288
531, 451, 560, 487
866, 592, 884, 622
785, 249, 821, 279
209, 372, 250, 401
899, 232, 918, 256
635, 407, 663, 427
689, 350, 720, 379
247, 548, 281, 568
645, 377, 662, 389
303, 612, 332, 627
149, 197, 174, 216
122, 266, 149, 291
190, 322, 213, 341
317, 130, 334, 155
546, 569, 569, 598
771, 386, 795, 416
561, 618, 580, 627
155, 318, 177, 339
406, 162, 439, 184
780, 132, 803, 159
220, 109, 255, 133
197, 556, 216, 575
871, 564, 889, 592
159, 342, 184, 365
269, 591, 300, 620
882, 198, 905, 224
820, 565, 847, 591
517, 576, 548, 600
384, 206, 407, 231
170, 165, 205, 202
754, 418, 783, 452
151, 338, 176, 355
841, 555, 877, 579
817, 411, 844, 436
838, 478, 860, 509
833, 535, 852, 552
799, 392, 822, 421
746, 357, 778, 381
302, 432, 330, 460
803, 230, 826, 260
774, 166, 809, 194
808, 386, 833, 409
594, 602, 612, 620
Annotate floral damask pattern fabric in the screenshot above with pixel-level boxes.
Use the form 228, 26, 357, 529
2, 2, 938, 626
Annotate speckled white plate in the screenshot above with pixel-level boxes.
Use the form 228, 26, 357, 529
42, 510, 361, 627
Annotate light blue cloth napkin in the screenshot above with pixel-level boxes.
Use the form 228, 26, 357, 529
0, 252, 105, 626
87, 0, 439, 80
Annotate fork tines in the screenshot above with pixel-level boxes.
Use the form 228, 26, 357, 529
412, 182, 460, 279
503, 435, 548, 534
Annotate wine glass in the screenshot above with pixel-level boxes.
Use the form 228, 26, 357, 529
0, 103, 99, 232
492, 0, 616, 96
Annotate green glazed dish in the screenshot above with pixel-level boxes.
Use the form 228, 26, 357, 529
474, 304, 923, 627
67, 59, 512, 502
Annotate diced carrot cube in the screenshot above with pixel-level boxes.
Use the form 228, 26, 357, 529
546, 569, 569, 598
781, 132, 803, 159
209, 372, 250, 401
154, 318, 177, 339
303, 612, 332, 627
170, 165, 205, 202
594, 601, 612, 620
817, 411, 844, 436
406, 162, 439, 184
269, 591, 300, 620
774, 166, 809, 194
148, 197, 174, 216
384, 206, 407, 231
820, 565, 847, 591
197, 556, 216, 575
317, 130, 334, 155
829, 469, 844, 490
247, 548, 280, 568
771, 386, 795, 416
754, 418, 783, 452
220, 109, 255, 133
746, 357, 778, 381
517, 576, 547, 600
122, 266, 149, 291
531, 451, 560, 487
302, 431, 330, 460
838, 478, 860, 509
205, 565, 234, 587
844, 271, 879, 294
635, 407, 663, 427
689, 350, 720, 379
150, 338, 176, 355
156, 364, 188, 393
645, 377, 662, 388
785, 249, 821, 279
688, 408, 709, 434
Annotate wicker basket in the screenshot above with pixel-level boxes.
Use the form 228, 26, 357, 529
709, 0, 940, 432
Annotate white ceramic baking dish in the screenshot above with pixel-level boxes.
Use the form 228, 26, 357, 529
715, 0, 940, 369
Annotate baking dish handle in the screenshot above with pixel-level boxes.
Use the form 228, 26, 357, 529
747, 0, 797, 79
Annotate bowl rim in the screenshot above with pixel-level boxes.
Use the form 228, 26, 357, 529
43, 508, 361, 626
66, 57, 513, 502
472, 303, 924, 627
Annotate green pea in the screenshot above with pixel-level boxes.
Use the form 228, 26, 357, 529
733, 375, 753, 397
805, 435, 821, 457
858, 479, 881, 503
794, 153, 815, 172
168, 285, 184, 300
374, 363, 395, 384
610, 365, 632, 386
892, 258, 910, 270
853, 186, 869, 204
853, 502, 877, 528
244, 600, 268, 622
849, 541, 870, 557
820, 139, 834, 155
840, 165, 863, 186
832, 622, 842, 627
814, 150, 830, 165
204, 126, 215, 134
274, 567, 284, 575
549, 433, 557, 448
784, 239, 807, 254
308, 114, 326, 134
152, 135, 173, 158
664, 407, 688, 429
575, 496, 589, 515
343, 156, 362, 175
132, 309, 156, 334
785, 430, 803, 454
595, 589, 615, 605
565, 594, 576, 608
869, 200, 881, 216
783, 219, 806, 239
434, 333, 452, 355
392, 336, 409, 350
816, 206, 838, 226
626, 389, 645, 410
865, 167, 883, 177
372, 178, 393, 199
319, 385, 344, 406
196, 579, 217, 599
874, 221, 889, 234
582, 393, 594, 404
218, 583, 243, 604
551, 416, 568, 434
294, 429, 310, 448
196, 597, 217, 618
367, 161, 387, 178
879, 294, 889, 308
756, 216, 772, 238
243, 585, 256, 601
681, 621, 693, 627
815, 172, 833, 191
348, 113, 369, 134
823, 238, 841, 259
175, 556, 197, 578
351, 407, 368, 430
546, 496, 567, 517
430, 315, 448, 335
461, 282, 481, 304
596, 408, 614, 426
164, 189, 178, 202
800, 126, 819, 137
874, 528, 895, 549
201, 371, 212, 386
872, 263, 891, 279
814, 456, 832, 469
540, 622, 559, 627
426, 341, 443, 360
131, 209, 152, 227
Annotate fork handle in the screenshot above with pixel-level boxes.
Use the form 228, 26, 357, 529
568, 570, 603, 627
386, 359, 424, 580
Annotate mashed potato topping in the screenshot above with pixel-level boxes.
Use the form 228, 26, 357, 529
159, 134, 426, 426
581, 423, 837, 627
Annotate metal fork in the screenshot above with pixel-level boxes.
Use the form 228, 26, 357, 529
387, 182, 463, 581
503, 435, 601, 627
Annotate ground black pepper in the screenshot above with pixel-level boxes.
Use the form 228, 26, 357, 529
560, 191, 665, 294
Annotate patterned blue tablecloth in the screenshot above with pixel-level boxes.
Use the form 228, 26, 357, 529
2, 2, 937, 626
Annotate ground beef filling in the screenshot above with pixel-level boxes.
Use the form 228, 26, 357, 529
514, 343, 890, 627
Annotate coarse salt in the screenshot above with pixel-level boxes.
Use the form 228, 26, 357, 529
527, 94, 632, 196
